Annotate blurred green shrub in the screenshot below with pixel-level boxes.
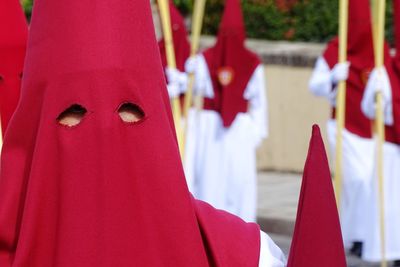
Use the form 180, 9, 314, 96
21, 0, 33, 21
20, 0, 395, 44
290, 0, 338, 42
175, 0, 395, 44
180, 0, 289, 40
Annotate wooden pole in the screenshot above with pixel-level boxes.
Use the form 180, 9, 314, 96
372, 0, 387, 266
157, 0, 184, 154
333, 0, 349, 209
181, 0, 206, 157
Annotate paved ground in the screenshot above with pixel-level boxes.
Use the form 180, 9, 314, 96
268, 233, 379, 267
258, 172, 300, 236
257, 172, 384, 267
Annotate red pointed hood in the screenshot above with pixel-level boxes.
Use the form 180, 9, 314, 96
218, 0, 246, 43
158, 0, 190, 71
203, 0, 260, 127
0, 0, 28, 135
347, 0, 374, 57
0, 0, 28, 46
287, 125, 347, 267
324, 0, 375, 69
0, 0, 260, 266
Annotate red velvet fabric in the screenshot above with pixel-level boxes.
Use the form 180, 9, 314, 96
203, 0, 260, 127
158, 0, 190, 72
0, 0, 28, 136
193, 198, 260, 267
389, 0, 400, 144
287, 125, 347, 267
0, 0, 261, 266
323, 0, 377, 138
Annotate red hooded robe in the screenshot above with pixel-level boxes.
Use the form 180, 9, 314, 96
202, 0, 261, 127
0, 0, 261, 266
388, 0, 400, 143
323, 0, 385, 139
0, 0, 28, 136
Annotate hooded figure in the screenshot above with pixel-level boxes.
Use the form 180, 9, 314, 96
358, 0, 400, 263
158, 0, 190, 72
0, 0, 285, 266
309, 0, 379, 254
158, 0, 190, 108
287, 125, 347, 267
184, 0, 268, 222
0, 0, 28, 136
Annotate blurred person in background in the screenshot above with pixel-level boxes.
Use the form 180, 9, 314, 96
359, 0, 400, 265
308, 0, 375, 257
184, 0, 268, 222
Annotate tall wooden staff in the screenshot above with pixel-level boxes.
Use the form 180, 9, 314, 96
181, 0, 206, 156
158, 0, 184, 153
333, 0, 349, 208
372, 0, 387, 266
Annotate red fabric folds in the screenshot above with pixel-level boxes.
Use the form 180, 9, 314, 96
389, 0, 400, 144
193, 198, 260, 267
287, 125, 347, 267
0, 0, 261, 266
0, 0, 28, 136
203, 0, 260, 127
158, 0, 190, 72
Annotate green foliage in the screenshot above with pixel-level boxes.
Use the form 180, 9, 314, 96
243, 0, 289, 40
290, 0, 338, 42
175, 0, 397, 44
21, 0, 33, 21
385, 2, 394, 46
181, 0, 288, 40
20, 0, 398, 44
173, 0, 193, 16
201, 0, 224, 35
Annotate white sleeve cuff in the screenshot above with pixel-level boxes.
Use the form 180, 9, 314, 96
259, 231, 286, 267
361, 67, 394, 125
309, 57, 335, 102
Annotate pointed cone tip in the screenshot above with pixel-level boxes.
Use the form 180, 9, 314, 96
312, 124, 321, 137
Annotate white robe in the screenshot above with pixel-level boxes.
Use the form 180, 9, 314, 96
184, 54, 268, 223
325, 120, 375, 247
362, 141, 400, 261
359, 66, 400, 261
309, 57, 375, 247
259, 231, 286, 267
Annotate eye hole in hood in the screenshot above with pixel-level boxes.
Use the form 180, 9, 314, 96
57, 104, 87, 127
118, 102, 145, 124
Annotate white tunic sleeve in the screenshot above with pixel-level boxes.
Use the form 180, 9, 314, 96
190, 54, 214, 98
259, 231, 286, 267
243, 64, 268, 146
309, 57, 336, 106
361, 67, 394, 125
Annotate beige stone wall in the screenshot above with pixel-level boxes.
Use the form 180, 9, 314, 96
257, 65, 331, 172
